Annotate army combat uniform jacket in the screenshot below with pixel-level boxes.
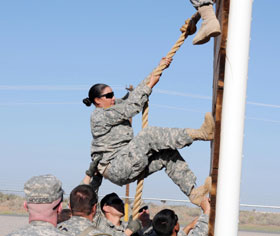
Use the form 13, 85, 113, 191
149, 214, 209, 236
179, 214, 209, 236
94, 213, 127, 236
58, 216, 109, 236
7, 221, 68, 236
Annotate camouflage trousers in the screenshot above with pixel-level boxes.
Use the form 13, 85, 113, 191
190, 0, 214, 8
105, 126, 197, 196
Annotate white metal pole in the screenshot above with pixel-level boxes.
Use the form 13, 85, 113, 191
214, 0, 253, 236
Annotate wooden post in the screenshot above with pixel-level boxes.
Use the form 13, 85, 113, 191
124, 184, 130, 222
209, 0, 230, 235
124, 85, 134, 222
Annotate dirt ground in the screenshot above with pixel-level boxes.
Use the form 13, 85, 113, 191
238, 232, 280, 236
1, 215, 280, 236
1, 215, 29, 236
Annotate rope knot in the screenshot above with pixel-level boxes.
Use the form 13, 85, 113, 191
180, 20, 189, 33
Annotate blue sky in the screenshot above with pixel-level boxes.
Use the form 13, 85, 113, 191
1, 1, 279, 208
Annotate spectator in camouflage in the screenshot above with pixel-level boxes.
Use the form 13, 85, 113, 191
151, 197, 210, 236
57, 184, 109, 236
6, 174, 67, 236
94, 192, 141, 236
136, 202, 153, 236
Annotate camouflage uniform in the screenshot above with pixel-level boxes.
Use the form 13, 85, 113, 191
89, 74, 196, 196
140, 213, 208, 236
148, 214, 209, 236
7, 174, 66, 236
58, 216, 109, 236
94, 210, 127, 236
183, 214, 209, 236
7, 221, 68, 236
190, 0, 214, 9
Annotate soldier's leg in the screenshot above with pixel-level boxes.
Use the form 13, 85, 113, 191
104, 126, 194, 186
189, 0, 221, 45
130, 112, 214, 150
104, 147, 196, 196
141, 149, 196, 196
190, 0, 213, 8
141, 150, 211, 205
104, 114, 214, 186
104, 144, 149, 186
132, 126, 194, 151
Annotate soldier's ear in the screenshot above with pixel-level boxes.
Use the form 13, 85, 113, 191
57, 202, 63, 213
92, 204, 97, 214
94, 97, 101, 106
174, 222, 180, 234
102, 204, 110, 213
23, 201, 28, 211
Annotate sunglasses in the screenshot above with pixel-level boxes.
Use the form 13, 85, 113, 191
100, 92, 114, 99
138, 206, 148, 213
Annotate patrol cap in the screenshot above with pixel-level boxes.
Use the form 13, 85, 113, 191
130, 201, 148, 213
24, 174, 64, 204
138, 202, 148, 213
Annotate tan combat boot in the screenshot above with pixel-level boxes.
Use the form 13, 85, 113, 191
186, 112, 215, 141
193, 5, 221, 45
189, 176, 212, 206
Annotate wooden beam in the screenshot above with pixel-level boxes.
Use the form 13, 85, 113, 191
209, 0, 230, 235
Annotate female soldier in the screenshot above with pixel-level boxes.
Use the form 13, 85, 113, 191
83, 57, 213, 206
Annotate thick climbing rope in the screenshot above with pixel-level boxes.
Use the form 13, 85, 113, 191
132, 11, 201, 220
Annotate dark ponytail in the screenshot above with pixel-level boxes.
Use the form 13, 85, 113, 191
82, 98, 92, 107
82, 83, 109, 107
